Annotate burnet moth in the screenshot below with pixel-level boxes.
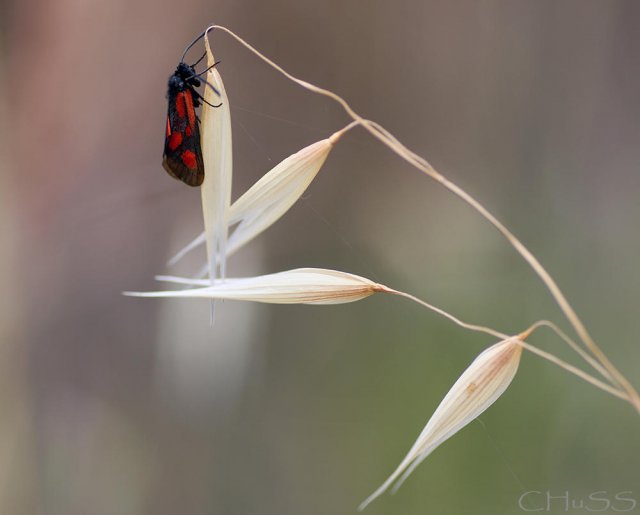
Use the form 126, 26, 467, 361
163, 31, 222, 187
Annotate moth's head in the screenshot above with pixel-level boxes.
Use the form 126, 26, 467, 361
176, 62, 199, 83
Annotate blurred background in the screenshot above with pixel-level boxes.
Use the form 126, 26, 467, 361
1, 1, 639, 513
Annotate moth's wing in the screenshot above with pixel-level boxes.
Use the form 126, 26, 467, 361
162, 88, 205, 187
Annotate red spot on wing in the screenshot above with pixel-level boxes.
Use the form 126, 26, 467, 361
168, 132, 183, 151
166, 118, 171, 137
175, 92, 186, 118
181, 150, 197, 170
185, 125, 193, 136
184, 90, 197, 127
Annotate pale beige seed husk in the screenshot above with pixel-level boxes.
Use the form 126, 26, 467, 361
200, 35, 232, 283
168, 138, 333, 267
126, 268, 382, 305
227, 138, 332, 254
359, 338, 523, 510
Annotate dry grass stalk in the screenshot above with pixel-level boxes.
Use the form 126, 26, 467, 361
206, 25, 640, 413
126, 25, 638, 512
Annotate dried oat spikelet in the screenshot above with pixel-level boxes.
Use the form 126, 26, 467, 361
359, 337, 523, 510
168, 131, 344, 267
126, 268, 383, 305
227, 137, 335, 254
200, 32, 232, 284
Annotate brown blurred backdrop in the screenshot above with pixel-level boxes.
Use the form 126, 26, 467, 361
1, 1, 639, 514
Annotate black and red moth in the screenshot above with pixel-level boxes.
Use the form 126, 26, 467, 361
163, 34, 221, 187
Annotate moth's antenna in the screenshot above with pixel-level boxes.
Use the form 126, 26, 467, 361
189, 51, 207, 68
190, 61, 220, 80
180, 28, 209, 63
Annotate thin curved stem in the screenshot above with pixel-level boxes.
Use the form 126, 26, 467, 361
208, 25, 640, 413
530, 320, 613, 383
383, 287, 627, 401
